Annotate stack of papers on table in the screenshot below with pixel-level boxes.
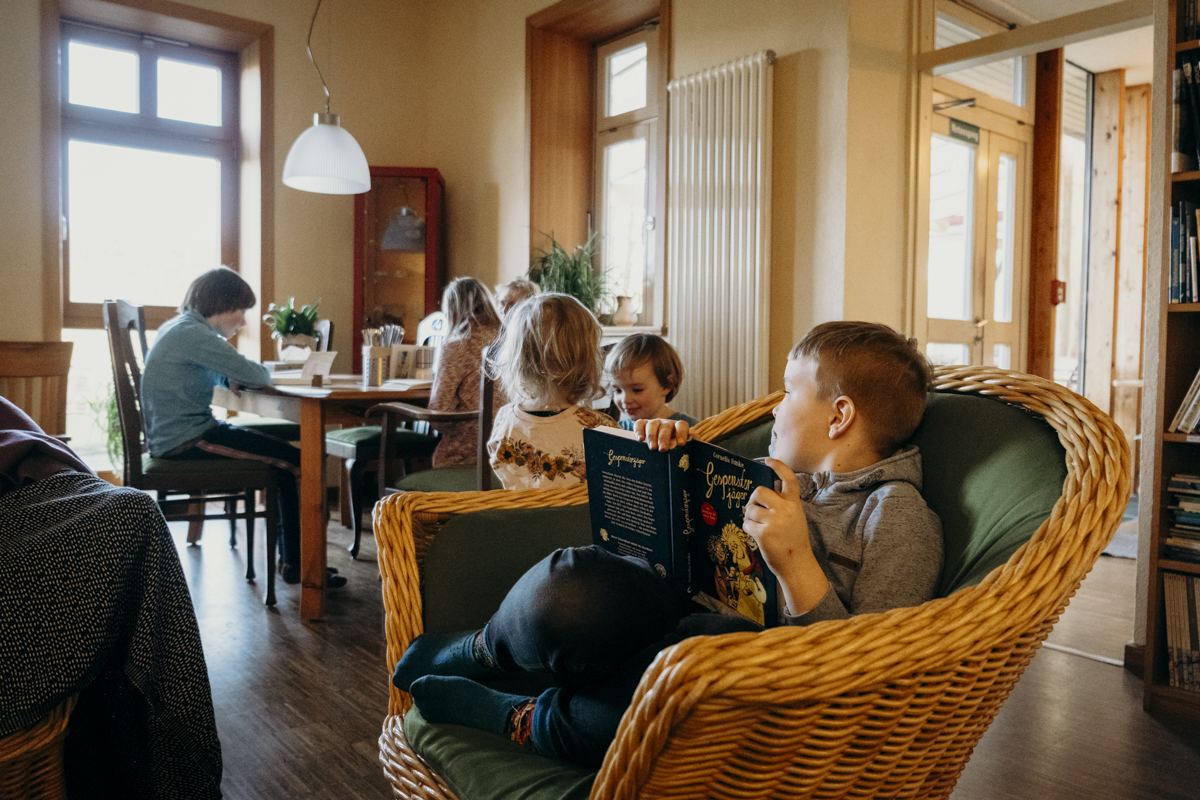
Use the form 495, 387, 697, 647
380, 378, 433, 391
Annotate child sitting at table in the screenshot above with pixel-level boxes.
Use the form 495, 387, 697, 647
486, 293, 618, 489
429, 277, 507, 467
493, 278, 539, 319
141, 266, 345, 587
604, 333, 699, 431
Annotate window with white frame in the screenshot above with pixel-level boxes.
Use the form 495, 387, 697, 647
594, 24, 660, 326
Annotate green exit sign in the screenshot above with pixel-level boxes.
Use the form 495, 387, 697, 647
949, 118, 980, 146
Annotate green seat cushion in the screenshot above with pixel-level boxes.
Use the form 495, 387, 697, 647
392, 465, 503, 494
142, 453, 273, 476
403, 708, 595, 800
325, 425, 438, 460
711, 415, 774, 460
229, 416, 301, 441
910, 392, 1067, 596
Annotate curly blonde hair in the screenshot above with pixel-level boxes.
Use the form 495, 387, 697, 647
487, 293, 603, 408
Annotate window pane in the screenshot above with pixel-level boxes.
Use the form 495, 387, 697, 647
602, 137, 648, 317
68, 140, 221, 306
158, 58, 222, 126
936, 13, 1025, 106
607, 43, 647, 117
993, 343, 1011, 370
994, 153, 1016, 323
928, 134, 975, 320
927, 342, 970, 366
68, 41, 139, 114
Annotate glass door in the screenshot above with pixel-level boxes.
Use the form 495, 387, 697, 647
922, 115, 1028, 368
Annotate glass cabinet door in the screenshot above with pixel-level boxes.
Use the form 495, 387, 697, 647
353, 167, 446, 372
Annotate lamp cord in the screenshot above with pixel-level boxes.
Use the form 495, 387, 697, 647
306, 0, 331, 113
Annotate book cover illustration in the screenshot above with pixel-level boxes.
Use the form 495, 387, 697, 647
583, 427, 780, 626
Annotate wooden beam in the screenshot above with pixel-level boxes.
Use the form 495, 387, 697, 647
1114, 82, 1150, 487
1027, 49, 1063, 380
917, 0, 1152, 76
1084, 69, 1126, 413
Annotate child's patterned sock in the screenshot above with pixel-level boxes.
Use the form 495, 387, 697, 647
391, 629, 497, 692
410, 675, 536, 748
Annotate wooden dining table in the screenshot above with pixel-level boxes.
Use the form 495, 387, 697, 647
213, 376, 430, 619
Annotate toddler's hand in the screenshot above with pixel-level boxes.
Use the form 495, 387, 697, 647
635, 418, 690, 451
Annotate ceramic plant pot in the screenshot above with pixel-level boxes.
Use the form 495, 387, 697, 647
276, 334, 317, 361
612, 296, 637, 326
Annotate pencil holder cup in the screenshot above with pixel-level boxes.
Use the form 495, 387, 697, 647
362, 346, 391, 387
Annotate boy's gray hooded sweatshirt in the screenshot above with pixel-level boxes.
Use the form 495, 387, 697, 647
782, 444, 943, 626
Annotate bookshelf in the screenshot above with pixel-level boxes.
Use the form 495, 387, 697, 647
1144, 0, 1200, 718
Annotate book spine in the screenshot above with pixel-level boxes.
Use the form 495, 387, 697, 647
668, 444, 695, 597
1189, 201, 1199, 303
1178, 368, 1200, 433
1190, 575, 1200, 692
1173, 69, 1188, 173
1172, 207, 1181, 304
1166, 572, 1181, 688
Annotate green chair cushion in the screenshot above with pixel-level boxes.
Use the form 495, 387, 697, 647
711, 416, 775, 460
229, 416, 301, 442
391, 465, 503, 494
910, 392, 1067, 596
326, 424, 438, 448
142, 453, 273, 476
401, 392, 1069, 800
403, 708, 595, 800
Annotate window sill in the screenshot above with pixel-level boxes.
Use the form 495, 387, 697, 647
600, 325, 665, 340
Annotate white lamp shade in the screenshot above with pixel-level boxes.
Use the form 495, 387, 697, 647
282, 117, 370, 195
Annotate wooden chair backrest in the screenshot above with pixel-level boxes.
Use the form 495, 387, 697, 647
0, 341, 74, 436
102, 300, 150, 487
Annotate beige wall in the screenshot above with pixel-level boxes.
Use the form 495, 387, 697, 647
1, 0, 913, 388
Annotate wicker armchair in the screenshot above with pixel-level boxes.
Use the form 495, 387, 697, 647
0, 696, 77, 800
373, 367, 1131, 800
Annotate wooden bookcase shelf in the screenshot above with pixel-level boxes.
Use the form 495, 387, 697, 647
1144, 0, 1200, 721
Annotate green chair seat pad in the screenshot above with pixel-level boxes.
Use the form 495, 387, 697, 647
390, 465, 503, 494
142, 453, 274, 477
325, 425, 438, 461
402, 392, 1069, 800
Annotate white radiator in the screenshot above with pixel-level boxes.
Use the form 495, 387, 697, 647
667, 50, 774, 420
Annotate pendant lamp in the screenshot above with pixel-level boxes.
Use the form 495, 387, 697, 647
282, 0, 370, 195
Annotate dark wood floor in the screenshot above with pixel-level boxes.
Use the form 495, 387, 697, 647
173, 517, 1200, 799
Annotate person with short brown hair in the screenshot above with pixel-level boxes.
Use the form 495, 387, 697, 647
603, 333, 698, 431
493, 278, 540, 319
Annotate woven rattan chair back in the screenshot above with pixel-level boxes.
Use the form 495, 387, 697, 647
0, 696, 77, 800
374, 366, 1131, 800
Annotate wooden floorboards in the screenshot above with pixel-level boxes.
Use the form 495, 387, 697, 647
174, 519, 1200, 799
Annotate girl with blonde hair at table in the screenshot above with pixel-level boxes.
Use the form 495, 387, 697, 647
428, 277, 507, 467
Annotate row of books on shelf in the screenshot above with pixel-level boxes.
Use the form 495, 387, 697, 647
1171, 59, 1200, 174
1169, 201, 1199, 303
1167, 475, 1200, 564
1163, 571, 1200, 693
1183, 0, 1200, 46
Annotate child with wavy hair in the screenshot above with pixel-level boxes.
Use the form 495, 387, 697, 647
429, 277, 506, 467
486, 293, 618, 488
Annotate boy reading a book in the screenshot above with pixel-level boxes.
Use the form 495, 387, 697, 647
392, 321, 943, 767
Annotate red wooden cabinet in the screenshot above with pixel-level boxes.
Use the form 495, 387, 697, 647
353, 167, 447, 373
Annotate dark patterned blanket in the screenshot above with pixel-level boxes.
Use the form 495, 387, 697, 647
0, 472, 222, 799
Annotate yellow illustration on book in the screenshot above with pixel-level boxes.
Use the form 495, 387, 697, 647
708, 521, 768, 624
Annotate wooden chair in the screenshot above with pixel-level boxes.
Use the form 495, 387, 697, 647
326, 311, 453, 556
103, 299, 283, 606
372, 366, 1131, 800
0, 342, 74, 438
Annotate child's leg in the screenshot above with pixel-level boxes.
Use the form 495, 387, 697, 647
412, 612, 762, 768
483, 545, 690, 683
393, 545, 687, 692
169, 422, 302, 566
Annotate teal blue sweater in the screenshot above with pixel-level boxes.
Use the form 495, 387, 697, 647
141, 309, 272, 456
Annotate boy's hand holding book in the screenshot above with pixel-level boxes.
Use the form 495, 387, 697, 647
744, 458, 830, 618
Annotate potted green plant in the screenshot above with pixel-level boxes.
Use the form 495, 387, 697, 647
528, 232, 610, 317
87, 387, 123, 484
263, 297, 321, 360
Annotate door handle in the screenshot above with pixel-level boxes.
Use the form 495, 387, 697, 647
973, 317, 989, 345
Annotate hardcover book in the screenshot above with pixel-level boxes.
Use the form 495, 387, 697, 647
582, 426, 782, 626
